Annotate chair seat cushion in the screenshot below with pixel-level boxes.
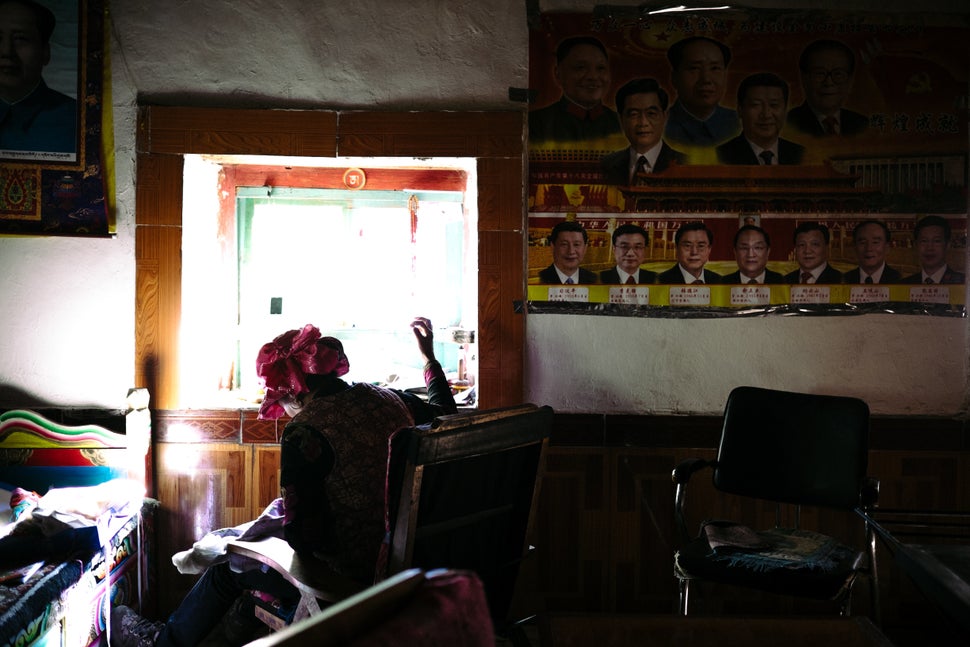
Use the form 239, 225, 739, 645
675, 523, 864, 600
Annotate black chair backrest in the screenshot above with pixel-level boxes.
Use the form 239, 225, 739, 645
713, 386, 870, 510
388, 404, 553, 624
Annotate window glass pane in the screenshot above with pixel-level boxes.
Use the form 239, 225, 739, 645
180, 156, 478, 410
236, 189, 469, 393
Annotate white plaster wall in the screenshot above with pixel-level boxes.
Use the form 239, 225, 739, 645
0, 0, 966, 415
107, 0, 527, 110
525, 314, 967, 415
0, 234, 133, 408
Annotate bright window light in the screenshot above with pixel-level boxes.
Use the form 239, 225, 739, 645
180, 156, 478, 410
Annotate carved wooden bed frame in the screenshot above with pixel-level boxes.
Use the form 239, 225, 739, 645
0, 390, 150, 647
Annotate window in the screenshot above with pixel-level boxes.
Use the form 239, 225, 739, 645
135, 107, 524, 411
179, 155, 478, 409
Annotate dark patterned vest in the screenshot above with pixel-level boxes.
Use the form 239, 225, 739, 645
280, 383, 414, 582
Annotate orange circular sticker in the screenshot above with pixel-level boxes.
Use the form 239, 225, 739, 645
343, 168, 366, 190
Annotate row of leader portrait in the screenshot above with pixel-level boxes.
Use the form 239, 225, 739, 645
529, 35, 888, 175
536, 218, 966, 287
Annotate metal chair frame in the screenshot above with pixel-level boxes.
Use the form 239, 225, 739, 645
672, 386, 881, 623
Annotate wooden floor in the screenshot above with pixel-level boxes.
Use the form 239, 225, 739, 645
189, 584, 961, 646
498, 609, 964, 647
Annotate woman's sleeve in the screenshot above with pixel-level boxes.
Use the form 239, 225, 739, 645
397, 359, 457, 425
423, 359, 457, 411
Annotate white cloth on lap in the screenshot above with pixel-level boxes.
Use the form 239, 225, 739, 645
171, 498, 285, 574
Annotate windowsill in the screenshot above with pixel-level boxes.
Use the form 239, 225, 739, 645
179, 382, 477, 412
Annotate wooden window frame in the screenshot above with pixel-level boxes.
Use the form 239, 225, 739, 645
135, 107, 525, 410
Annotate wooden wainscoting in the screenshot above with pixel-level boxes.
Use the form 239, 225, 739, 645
512, 413, 970, 647
152, 409, 283, 615
150, 408, 969, 646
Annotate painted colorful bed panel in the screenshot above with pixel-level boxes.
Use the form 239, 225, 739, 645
0, 398, 150, 647
61, 513, 144, 647
0, 409, 141, 495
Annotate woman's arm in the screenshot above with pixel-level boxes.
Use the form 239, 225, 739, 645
405, 317, 457, 422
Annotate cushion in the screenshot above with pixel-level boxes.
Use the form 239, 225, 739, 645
675, 523, 864, 601
349, 570, 494, 647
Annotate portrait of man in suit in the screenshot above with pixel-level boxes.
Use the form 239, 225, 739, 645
599, 223, 657, 284
657, 221, 721, 284
901, 215, 966, 285
716, 72, 804, 166
843, 219, 903, 284
722, 225, 785, 284
0, 0, 78, 156
600, 77, 687, 185
538, 220, 598, 284
529, 35, 622, 145
663, 36, 740, 148
787, 39, 868, 137
784, 222, 844, 284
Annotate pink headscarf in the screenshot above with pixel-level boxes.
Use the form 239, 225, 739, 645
256, 324, 350, 419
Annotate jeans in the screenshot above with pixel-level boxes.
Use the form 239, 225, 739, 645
155, 562, 295, 647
